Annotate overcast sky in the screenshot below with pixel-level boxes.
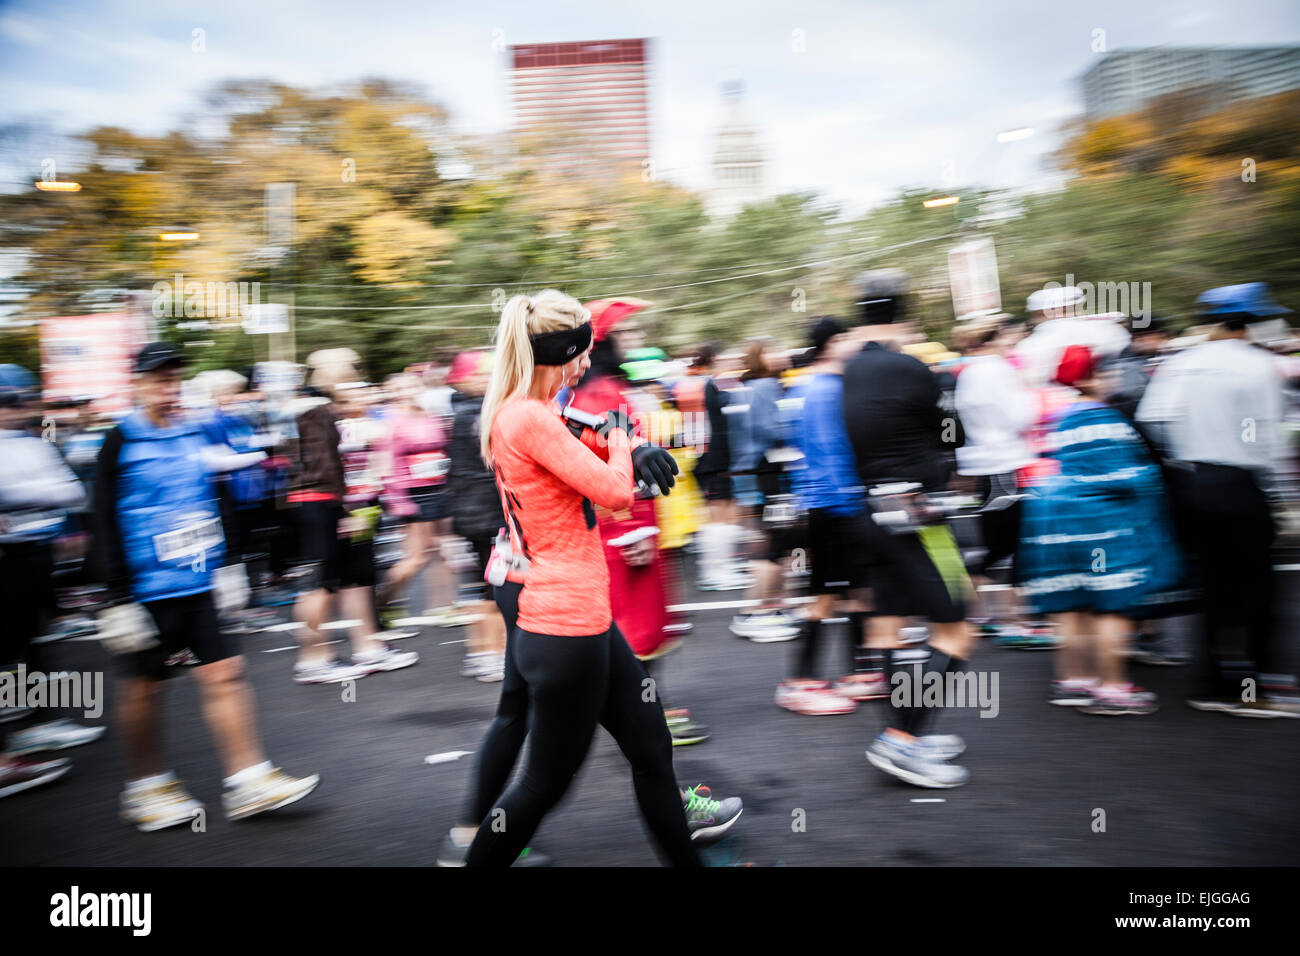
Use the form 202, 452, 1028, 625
2, 0, 1299, 214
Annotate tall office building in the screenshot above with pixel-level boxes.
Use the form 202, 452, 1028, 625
707, 82, 765, 220
509, 38, 651, 178
1082, 47, 1300, 117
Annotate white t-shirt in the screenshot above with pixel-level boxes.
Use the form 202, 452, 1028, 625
954, 355, 1036, 476
1136, 338, 1284, 490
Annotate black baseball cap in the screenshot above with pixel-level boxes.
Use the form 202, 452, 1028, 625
809, 316, 845, 358
133, 342, 187, 374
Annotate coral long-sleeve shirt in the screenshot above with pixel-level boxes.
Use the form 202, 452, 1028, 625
491, 395, 634, 635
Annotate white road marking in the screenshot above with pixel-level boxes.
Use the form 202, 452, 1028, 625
669, 597, 815, 613
321, 619, 363, 630
439, 639, 467, 646
424, 751, 473, 765
910, 798, 946, 803
263, 639, 339, 653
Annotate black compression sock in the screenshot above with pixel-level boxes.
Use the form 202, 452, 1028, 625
849, 611, 869, 673
909, 647, 968, 738
884, 647, 918, 735
793, 618, 820, 680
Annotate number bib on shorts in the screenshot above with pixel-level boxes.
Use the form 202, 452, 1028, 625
153, 514, 224, 564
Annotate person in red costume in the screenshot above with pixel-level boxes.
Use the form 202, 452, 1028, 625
568, 299, 710, 746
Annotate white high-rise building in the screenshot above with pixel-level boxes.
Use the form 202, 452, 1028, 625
1081, 47, 1300, 117
707, 83, 765, 219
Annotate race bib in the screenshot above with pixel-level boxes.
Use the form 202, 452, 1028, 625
409, 453, 449, 481
153, 516, 224, 564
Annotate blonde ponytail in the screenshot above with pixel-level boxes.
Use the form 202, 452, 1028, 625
480, 289, 589, 467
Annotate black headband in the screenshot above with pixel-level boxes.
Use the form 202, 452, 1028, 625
530, 321, 593, 366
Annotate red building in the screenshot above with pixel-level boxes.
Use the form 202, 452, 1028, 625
509, 38, 652, 176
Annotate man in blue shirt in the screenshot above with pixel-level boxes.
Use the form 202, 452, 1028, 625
773, 318, 889, 716
92, 343, 319, 831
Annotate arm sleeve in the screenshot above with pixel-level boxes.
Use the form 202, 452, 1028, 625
514, 405, 635, 511
0, 439, 85, 512
90, 428, 133, 605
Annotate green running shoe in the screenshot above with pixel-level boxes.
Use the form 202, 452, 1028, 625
682, 784, 743, 844
665, 708, 710, 746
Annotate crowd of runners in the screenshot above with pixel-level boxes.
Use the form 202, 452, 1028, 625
1, 272, 1297, 864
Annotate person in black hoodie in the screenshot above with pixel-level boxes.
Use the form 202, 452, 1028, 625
841, 274, 976, 789
446, 351, 508, 681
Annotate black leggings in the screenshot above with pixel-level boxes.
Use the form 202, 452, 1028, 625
462, 581, 529, 827
465, 621, 700, 867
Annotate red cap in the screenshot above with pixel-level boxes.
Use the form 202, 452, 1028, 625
446, 351, 480, 386
1054, 344, 1095, 387
583, 298, 650, 343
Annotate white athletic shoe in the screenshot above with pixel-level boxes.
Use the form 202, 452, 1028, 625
475, 654, 506, 683
293, 660, 370, 684
353, 645, 419, 673
866, 734, 970, 788
8, 719, 107, 755
914, 734, 966, 761
775, 680, 858, 715
224, 766, 320, 821
120, 778, 205, 832
729, 611, 799, 642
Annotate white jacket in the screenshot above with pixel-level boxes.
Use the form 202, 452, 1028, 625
954, 356, 1036, 476
0, 429, 86, 542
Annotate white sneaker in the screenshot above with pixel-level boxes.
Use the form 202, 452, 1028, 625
699, 573, 754, 592
293, 660, 370, 684
729, 612, 799, 642
0, 756, 71, 799
774, 680, 858, 715
914, 734, 966, 761
224, 766, 320, 821
475, 654, 505, 683
353, 645, 419, 673
8, 719, 107, 755
120, 778, 205, 832
866, 735, 970, 788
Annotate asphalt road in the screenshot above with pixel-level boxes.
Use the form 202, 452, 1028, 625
4, 562, 1299, 867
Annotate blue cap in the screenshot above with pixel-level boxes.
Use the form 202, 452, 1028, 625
0, 364, 38, 406
1197, 283, 1292, 318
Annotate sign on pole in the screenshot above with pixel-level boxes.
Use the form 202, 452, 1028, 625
241, 303, 290, 335
948, 237, 1001, 320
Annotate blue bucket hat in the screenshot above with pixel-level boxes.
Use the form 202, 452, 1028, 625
1197, 283, 1292, 318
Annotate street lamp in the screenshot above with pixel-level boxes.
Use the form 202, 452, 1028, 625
922, 196, 960, 209
159, 231, 200, 241
995, 127, 1034, 144
34, 180, 81, 191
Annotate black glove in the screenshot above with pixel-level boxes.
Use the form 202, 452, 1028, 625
631, 444, 678, 495
596, 408, 636, 439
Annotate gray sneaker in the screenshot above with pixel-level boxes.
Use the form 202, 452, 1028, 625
682, 784, 743, 843
914, 734, 966, 761
866, 734, 970, 788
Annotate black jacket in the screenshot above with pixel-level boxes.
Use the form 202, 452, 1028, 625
841, 341, 952, 492
447, 389, 504, 541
